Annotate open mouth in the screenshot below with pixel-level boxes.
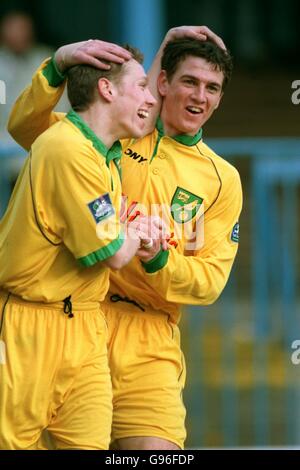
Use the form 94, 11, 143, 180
137, 109, 149, 119
186, 106, 203, 115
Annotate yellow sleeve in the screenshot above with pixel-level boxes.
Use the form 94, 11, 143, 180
142, 169, 243, 305
32, 136, 123, 267
7, 57, 66, 151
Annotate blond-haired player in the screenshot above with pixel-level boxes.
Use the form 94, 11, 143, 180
0, 44, 168, 450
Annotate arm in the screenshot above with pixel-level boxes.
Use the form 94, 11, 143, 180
104, 236, 141, 270
7, 57, 66, 151
7, 40, 132, 151
105, 216, 168, 270
39, 142, 167, 271
144, 26, 227, 135
36, 136, 167, 271
140, 169, 242, 305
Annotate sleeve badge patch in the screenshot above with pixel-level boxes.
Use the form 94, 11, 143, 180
231, 222, 240, 243
88, 194, 115, 223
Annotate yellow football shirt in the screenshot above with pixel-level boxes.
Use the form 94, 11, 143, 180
0, 109, 123, 302
109, 119, 242, 321
7, 58, 242, 321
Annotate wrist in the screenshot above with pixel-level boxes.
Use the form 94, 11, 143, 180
54, 48, 67, 73
139, 250, 156, 263
164, 28, 177, 44
42, 56, 66, 87
141, 247, 169, 274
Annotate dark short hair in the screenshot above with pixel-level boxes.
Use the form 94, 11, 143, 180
161, 38, 233, 90
67, 44, 144, 112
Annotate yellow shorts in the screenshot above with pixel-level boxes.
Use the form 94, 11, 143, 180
0, 292, 112, 450
102, 295, 186, 449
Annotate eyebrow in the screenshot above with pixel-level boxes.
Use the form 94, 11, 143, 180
138, 76, 148, 84
181, 74, 222, 89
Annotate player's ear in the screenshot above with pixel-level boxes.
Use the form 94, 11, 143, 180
157, 70, 169, 97
97, 77, 115, 102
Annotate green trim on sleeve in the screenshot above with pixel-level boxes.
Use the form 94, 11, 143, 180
42, 57, 66, 87
77, 234, 124, 267
141, 248, 169, 274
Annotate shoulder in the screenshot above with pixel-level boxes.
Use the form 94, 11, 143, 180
32, 118, 80, 151
32, 118, 104, 168
197, 140, 241, 185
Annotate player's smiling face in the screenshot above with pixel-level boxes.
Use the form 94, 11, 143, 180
113, 59, 156, 139
158, 56, 224, 137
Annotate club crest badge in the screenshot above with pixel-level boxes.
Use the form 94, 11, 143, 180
171, 187, 203, 224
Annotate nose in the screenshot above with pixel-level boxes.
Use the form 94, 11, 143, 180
193, 84, 206, 103
146, 88, 157, 107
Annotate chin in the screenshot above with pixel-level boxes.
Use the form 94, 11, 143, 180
130, 127, 144, 139
177, 120, 202, 136
179, 126, 200, 136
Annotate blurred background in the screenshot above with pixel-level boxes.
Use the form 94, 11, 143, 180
0, 0, 300, 449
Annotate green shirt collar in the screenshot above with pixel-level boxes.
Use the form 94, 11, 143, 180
156, 116, 202, 146
66, 109, 122, 165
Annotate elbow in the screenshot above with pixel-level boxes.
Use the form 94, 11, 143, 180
7, 119, 26, 150
7, 119, 15, 140
200, 266, 229, 305
7, 106, 19, 141
204, 288, 222, 305
7, 113, 31, 151
201, 281, 226, 305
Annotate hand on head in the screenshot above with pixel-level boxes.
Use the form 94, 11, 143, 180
55, 39, 132, 73
164, 25, 226, 51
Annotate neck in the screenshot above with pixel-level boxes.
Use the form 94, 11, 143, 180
77, 104, 118, 149
159, 107, 177, 137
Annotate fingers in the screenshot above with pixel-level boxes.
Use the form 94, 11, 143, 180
129, 215, 170, 262
160, 238, 169, 251
136, 238, 162, 262
142, 216, 169, 242
166, 25, 226, 51
73, 52, 111, 70
79, 40, 132, 67
149, 215, 169, 237
196, 26, 226, 50
91, 40, 132, 60
55, 39, 132, 72
127, 215, 169, 245
141, 239, 154, 249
